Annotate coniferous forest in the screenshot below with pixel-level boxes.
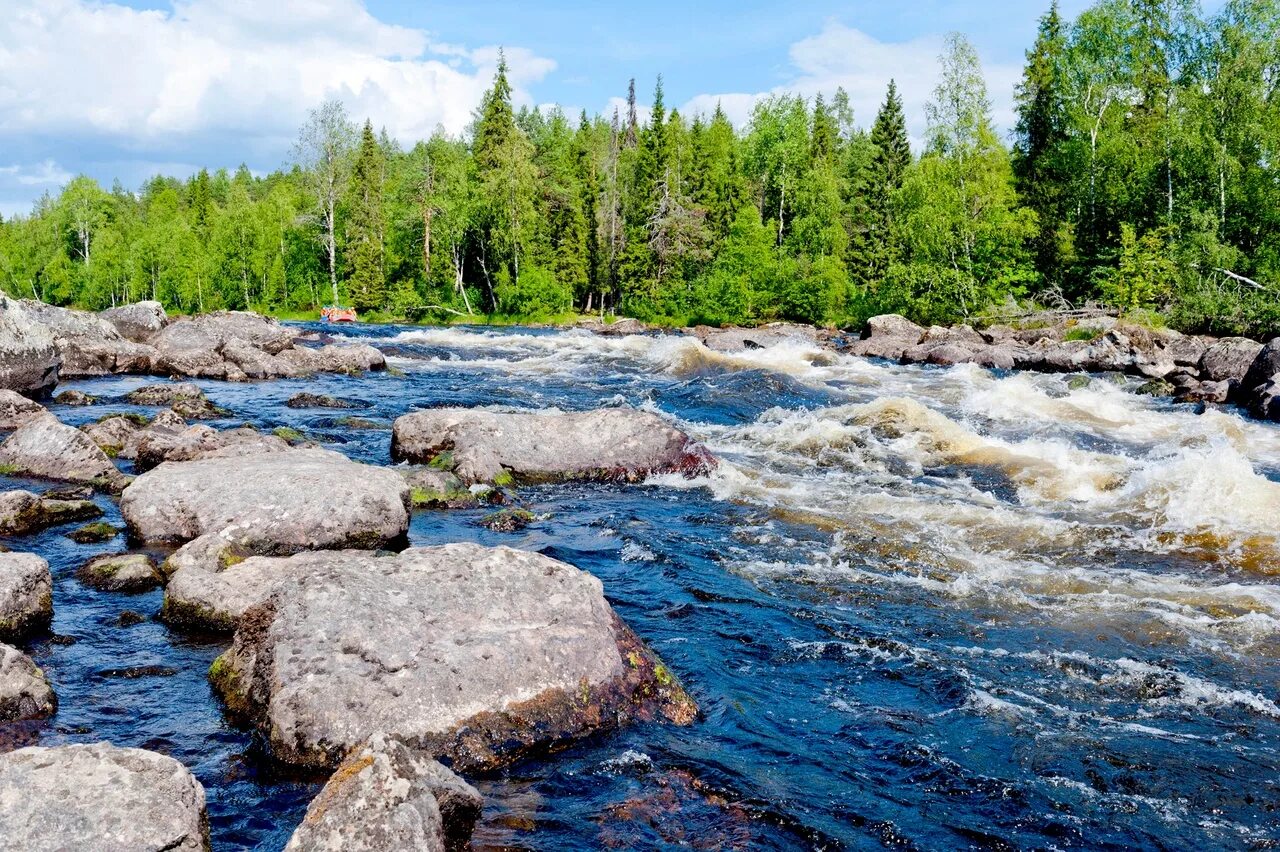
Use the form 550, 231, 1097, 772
4, 0, 1280, 337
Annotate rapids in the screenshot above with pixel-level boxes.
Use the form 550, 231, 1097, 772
4, 322, 1279, 849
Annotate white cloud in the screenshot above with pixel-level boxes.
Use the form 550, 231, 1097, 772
0, 159, 73, 186
682, 21, 1021, 145
0, 0, 556, 146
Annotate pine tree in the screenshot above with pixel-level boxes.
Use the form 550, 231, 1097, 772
345, 120, 387, 311
848, 80, 911, 288
1014, 2, 1071, 288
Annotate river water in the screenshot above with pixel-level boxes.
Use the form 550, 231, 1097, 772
3, 323, 1279, 850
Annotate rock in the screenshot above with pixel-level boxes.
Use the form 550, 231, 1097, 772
1066, 375, 1092, 391
195, 311, 296, 354
0, 642, 56, 721
222, 338, 307, 381
0, 742, 210, 852
284, 733, 481, 852
391, 407, 715, 485
134, 425, 290, 472
151, 320, 228, 379
866, 314, 926, 341
1199, 337, 1264, 383
695, 323, 820, 353
54, 389, 98, 406
121, 448, 410, 550
78, 554, 162, 592
101, 301, 168, 344
1159, 333, 1209, 368
591, 317, 651, 337
125, 382, 223, 419
1175, 378, 1232, 405
1240, 338, 1280, 420
20, 300, 155, 377
842, 314, 926, 360
209, 544, 698, 770
0, 294, 61, 396
117, 610, 147, 627
479, 508, 535, 532
0, 414, 124, 489
282, 343, 387, 375
287, 393, 359, 409
0, 552, 52, 642
1135, 379, 1175, 397
0, 389, 47, 429
0, 489, 102, 535
402, 468, 478, 509
65, 522, 120, 543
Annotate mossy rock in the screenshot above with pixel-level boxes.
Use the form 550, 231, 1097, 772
272, 426, 307, 444
1066, 375, 1091, 391
65, 522, 121, 544
479, 508, 537, 533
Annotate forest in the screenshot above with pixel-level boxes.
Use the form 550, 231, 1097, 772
2, 0, 1279, 337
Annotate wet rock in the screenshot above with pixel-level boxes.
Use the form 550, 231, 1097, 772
1175, 378, 1232, 405
480, 508, 535, 532
0, 742, 210, 851
694, 323, 820, 353
20, 300, 155, 377
0, 489, 102, 535
0, 294, 61, 396
282, 343, 387, 375
1239, 338, 1280, 421
121, 448, 410, 550
287, 393, 359, 410
54, 389, 98, 406
65, 521, 120, 543
0, 552, 52, 642
209, 543, 698, 769
1199, 337, 1263, 383
842, 314, 925, 360
134, 425, 290, 472
98, 665, 179, 679
78, 553, 162, 593
391, 407, 715, 485
590, 317, 651, 337
117, 610, 147, 627
0, 414, 124, 489
0, 389, 47, 429
284, 733, 481, 852
0, 643, 56, 721
1135, 379, 1175, 397
101, 301, 168, 344
401, 468, 478, 509
1066, 375, 1091, 391
125, 382, 223, 419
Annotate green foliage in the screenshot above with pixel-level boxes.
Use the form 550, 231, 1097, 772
1095, 223, 1177, 312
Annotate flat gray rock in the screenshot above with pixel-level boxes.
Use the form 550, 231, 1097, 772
0, 742, 210, 852
0, 642, 56, 721
120, 448, 410, 550
210, 543, 697, 769
0, 389, 47, 430
391, 407, 715, 484
0, 294, 61, 396
284, 733, 481, 852
0, 552, 53, 642
133, 425, 290, 472
0, 414, 124, 488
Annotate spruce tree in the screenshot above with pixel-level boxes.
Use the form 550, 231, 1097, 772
848, 80, 911, 289
345, 120, 387, 312
1014, 1, 1071, 288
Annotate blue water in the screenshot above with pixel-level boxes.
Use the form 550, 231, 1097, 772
4, 322, 1280, 850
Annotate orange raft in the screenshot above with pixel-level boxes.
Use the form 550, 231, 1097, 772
321, 306, 358, 323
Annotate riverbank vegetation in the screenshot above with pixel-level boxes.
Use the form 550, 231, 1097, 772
2, 0, 1279, 338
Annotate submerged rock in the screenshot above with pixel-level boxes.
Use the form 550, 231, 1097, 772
0, 642, 56, 721
284, 733, 482, 852
0, 742, 210, 852
391, 407, 715, 484
0, 294, 61, 396
121, 448, 410, 550
53, 389, 98, 406
65, 521, 120, 543
0, 414, 125, 489
209, 543, 698, 769
0, 552, 53, 642
101, 301, 168, 344
287, 393, 359, 409
0, 489, 101, 536
0, 389, 47, 429
78, 553, 162, 592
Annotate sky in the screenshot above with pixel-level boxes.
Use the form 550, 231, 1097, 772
0, 0, 1215, 218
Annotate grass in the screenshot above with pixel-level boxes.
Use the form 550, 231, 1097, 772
272, 426, 306, 444
1064, 326, 1104, 342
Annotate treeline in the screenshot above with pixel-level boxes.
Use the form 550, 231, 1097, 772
2, 0, 1280, 337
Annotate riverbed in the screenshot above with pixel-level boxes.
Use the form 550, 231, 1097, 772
4, 322, 1279, 849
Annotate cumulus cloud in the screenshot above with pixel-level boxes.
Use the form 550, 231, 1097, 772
682, 20, 1020, 145
0, 160, 73, 187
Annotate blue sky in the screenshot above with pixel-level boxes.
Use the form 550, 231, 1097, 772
0, 0, 1218, 218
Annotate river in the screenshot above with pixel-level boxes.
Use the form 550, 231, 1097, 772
4, 322, 1279, 850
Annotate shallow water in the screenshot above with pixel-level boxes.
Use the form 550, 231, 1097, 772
4, 322, 1280, 850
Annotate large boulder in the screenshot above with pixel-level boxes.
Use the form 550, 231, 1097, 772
0, 489, 101, 535
0, 293, 61, 396
391, 407, 715, 484
0, 389, 47, 430
279, 343, 386, 375
134, 425, 290, 472
0, 414, 125, 488
81, 411, 185, 460
1199, 337, 1264, 383
0, 642, 56, 721
843, 314, 925, 360
192, 311, 296, 354
151, 320, 227, 378
100, 301, 168, 344
692, 323, 821, 353
0, 552, 53, 641
19, 300, 155, 377
120, 448, 410, 550
164, 548, 345, 631
1240, 338, 1280, 421
0, 743, 210, 852
209, 544, 697, 770
284, 733, 482, 852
